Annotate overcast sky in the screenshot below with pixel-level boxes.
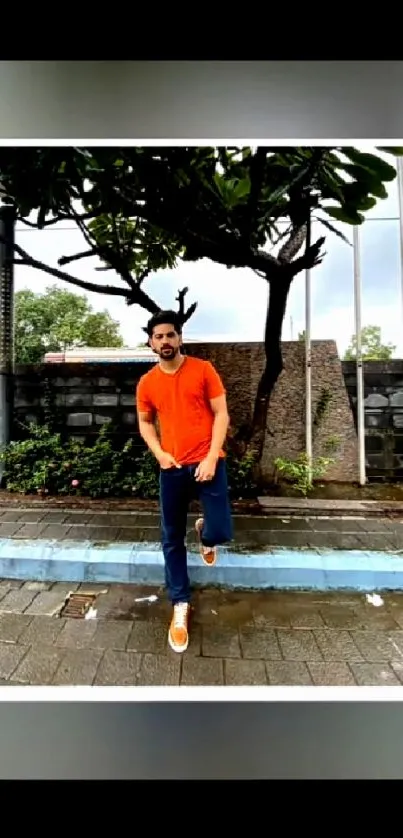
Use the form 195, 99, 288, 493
13, 146, 403, 359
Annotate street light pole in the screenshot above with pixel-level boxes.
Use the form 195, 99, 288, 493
352, 224, 366, 486
305, 268, 312, 484
396, 156, 403, 340
0, 205, 16, 485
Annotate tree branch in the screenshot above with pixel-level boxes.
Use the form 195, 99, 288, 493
16, 207, 109, 230
39, 207, 110, 228
140, 285, 198, 335
245, 147, 269, 242
175, 286, 198, 323
65, 205, 141, 296
277, 223, 307, 264
2, 237, 134, 299
182, 302, 197, 323
58, 249, 98, 266
289, 236, 326, 277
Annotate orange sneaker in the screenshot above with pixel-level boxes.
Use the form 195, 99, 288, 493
195, 517, 217, 566
168, 602, 191, 653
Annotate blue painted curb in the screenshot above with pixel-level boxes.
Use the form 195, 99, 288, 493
0, 538, 403, 591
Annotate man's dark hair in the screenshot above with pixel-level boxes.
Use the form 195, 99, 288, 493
146, 310, 183, 337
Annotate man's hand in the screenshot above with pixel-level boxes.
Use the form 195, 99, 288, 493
158, 451, 181, 470
195, 454, 218, 482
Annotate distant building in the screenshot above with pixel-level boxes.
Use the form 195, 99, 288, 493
43, 335, 246, 364
44, 347, 157, 364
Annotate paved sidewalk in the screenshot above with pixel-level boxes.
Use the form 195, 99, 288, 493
0, 578, 403, 686
1, 507, 403, 551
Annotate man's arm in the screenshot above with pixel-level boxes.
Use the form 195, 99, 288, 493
195, 362, 230, 481
137, 409, 165, 461
136, 378, 164, 461
207, 393, 230, 461
136, 378, 180, 469
204, 361, 230, 461
138, 411, 181, 469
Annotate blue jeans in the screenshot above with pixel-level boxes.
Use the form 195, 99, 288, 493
159, 458, 233, 604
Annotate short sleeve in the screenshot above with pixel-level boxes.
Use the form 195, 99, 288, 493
136, 376, 154, 416
204, 361, 226, 400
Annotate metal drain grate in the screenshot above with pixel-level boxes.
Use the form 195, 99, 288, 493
61, 591, 97, 619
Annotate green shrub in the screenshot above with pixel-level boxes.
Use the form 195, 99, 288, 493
130, 448, 160, 499
225, 449, 258, 499
0, 423, 258, 500
0, 423, 142, 498
274, 451, 334, 496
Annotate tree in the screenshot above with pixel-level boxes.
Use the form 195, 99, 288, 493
14, 285, 124, 364
0, 145, 402, 467
344, 324, 396, 361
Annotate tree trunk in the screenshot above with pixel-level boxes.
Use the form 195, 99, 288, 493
242, 274, 293, 466
233, 229, 325, 471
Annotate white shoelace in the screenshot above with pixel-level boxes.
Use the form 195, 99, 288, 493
173, 602, 189, 628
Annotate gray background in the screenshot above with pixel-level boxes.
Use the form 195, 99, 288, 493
0, 60, 403, 138
0, 701, 402, 779
0, 59, 403, 779
0, 702, 403, 780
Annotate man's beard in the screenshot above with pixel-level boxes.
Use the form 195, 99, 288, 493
159, 346, 178, 359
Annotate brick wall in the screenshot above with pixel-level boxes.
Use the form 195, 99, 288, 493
12, 339, 359, 484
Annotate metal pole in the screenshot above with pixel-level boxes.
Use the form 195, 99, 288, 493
305, 268, 312, 483
353, 224, 366, 486
396, 156, 403, 338
0, 205, 16, 485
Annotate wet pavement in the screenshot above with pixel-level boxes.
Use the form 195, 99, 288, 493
1, 507, 403, 551
1, 578, 403, 686
0, 504, 403, 686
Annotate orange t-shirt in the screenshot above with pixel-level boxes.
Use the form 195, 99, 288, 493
136, 356, 226, 465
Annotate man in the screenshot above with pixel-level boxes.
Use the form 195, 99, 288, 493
136, 310, 233, 653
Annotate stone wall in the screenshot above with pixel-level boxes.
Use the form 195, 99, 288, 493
12, 340, 359, 484
190, 340, 358, 482
342, 360, 403, 480
12, 361, 151, 456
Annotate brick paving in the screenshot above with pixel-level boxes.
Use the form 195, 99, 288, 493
1, 507, 403, 551
0, 579, 402, 685
0, 505, 402, 686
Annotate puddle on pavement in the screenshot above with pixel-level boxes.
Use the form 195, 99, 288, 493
40, 580, 403, 630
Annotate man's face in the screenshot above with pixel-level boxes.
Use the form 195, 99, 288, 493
149, 323, 182, 360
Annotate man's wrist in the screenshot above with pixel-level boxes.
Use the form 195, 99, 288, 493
207, 451, 219, 462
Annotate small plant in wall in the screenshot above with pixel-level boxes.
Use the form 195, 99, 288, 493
312, 386, 333, 434
274, 452, 335, 496
323, 434, 341, 455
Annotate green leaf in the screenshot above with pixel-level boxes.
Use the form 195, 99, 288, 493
336, 164, 389, 199
213, 171, 224, 194
339, 184, 377, 211
377, 146, 403, 156
323, 205, 365, 225
232, 177, 251, 200
357, 195, 377, 211
315, 215, 351, 244
341, 148, 397, 182
318, 165, 345, 200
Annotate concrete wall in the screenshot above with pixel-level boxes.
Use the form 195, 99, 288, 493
12, 340, 359, 483
342, 360, 403, 480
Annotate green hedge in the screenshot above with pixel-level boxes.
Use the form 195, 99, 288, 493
0, 423, 257, 500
